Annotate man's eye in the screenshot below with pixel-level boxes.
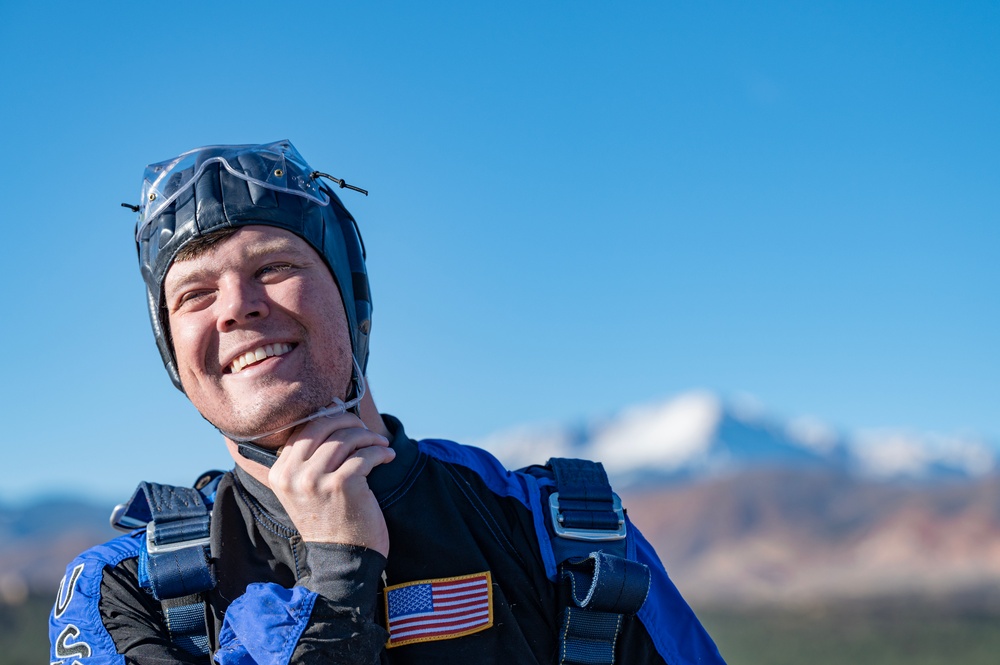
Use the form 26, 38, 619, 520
258, 263, 293, 278
176, 290, 212, 308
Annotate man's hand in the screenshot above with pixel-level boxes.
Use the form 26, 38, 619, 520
268, 410, 395, 557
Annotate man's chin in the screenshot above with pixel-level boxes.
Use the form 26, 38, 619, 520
231, 429, 287, 451
195, 377, 348, 444
210, 398, 323, 445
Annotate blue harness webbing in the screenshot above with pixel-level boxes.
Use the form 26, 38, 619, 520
112, 471, 223, 658
545, 458, 651, 665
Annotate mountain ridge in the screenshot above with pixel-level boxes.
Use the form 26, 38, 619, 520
475, 391, 996, 484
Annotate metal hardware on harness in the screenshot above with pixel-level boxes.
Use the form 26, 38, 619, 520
110, 503, 146, 531
544, 458, 646, 665
113, 474, 223, 658
549, 492, 627, 542
145, 518, 212, 555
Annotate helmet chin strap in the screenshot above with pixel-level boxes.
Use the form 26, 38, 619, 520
227, 355, 366, 468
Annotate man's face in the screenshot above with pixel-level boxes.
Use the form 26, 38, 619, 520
163, 225, 353, 442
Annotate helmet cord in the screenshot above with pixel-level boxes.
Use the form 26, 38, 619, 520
310, 171, 369, 196
225, 356, 367, 467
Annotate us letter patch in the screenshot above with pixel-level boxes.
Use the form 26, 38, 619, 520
384, 571, 493, 647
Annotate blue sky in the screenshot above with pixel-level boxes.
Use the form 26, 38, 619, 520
1, 1, 997, 503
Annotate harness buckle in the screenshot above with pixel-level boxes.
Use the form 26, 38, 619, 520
549, 492, 627, 542
110, 502, 152, 532
146, 517, 212, 555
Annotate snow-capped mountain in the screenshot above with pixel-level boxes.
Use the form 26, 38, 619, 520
475, 391, 995, 485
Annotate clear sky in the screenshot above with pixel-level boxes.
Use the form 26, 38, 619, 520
1, 1, 997, 503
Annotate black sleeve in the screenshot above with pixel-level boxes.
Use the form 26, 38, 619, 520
290, 542, 389, 664
99, 558, 208, 664
616, 614, 669, 664
98, 546, 389, 665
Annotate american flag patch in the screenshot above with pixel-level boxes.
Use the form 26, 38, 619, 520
384, 571, 493, 647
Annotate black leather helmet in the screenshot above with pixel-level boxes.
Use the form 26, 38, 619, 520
133, 140, 372, 391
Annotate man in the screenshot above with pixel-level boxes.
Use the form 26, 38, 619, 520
50, 141, 725, 664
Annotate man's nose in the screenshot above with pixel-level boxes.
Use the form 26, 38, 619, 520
217, 278, 270, 331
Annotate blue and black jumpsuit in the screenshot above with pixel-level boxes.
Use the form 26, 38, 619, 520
50, 416, 726, 664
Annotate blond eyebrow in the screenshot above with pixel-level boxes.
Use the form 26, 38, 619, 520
238, 237, 316, 263
164, 238, 317, 301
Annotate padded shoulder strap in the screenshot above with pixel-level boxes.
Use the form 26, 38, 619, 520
544, 458, 651, 665
111, 471, 223, 658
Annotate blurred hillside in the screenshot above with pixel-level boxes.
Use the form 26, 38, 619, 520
624, 468, 1000, 607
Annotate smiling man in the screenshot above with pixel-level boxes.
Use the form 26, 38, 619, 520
49, 141, 725, 665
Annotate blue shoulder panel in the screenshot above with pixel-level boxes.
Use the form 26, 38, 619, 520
417, 439, 561, 579
419, 440, 725, 663
215, 583, 318, 665
416, 439, 538, 507
418, 439, 725, 663
49, 531, 144, 665
633, 526, 726, 665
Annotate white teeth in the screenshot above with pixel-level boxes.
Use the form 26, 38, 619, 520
229, 342, 292, 374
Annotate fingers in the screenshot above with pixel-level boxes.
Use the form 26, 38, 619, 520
275, 411, 389, 471
264, 410, 394, 554
334, 444, 397, 481
267, 408, 394, 501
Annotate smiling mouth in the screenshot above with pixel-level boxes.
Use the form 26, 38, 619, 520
228, 342, 295, 374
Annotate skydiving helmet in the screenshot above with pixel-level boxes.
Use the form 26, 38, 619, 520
133, 140, 372, 393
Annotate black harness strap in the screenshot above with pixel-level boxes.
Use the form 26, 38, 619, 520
546, 458, 651, 665
113, 471, 223, 658
162, 595, 212, 656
